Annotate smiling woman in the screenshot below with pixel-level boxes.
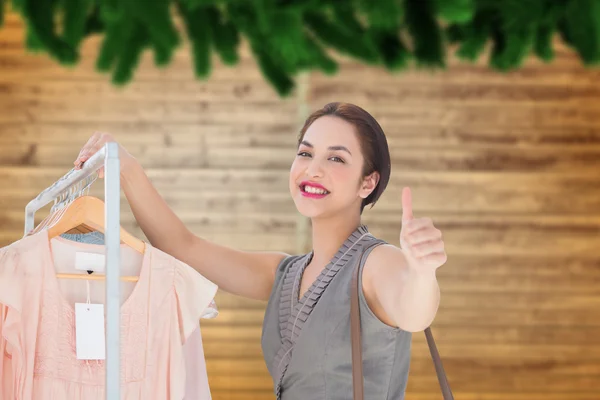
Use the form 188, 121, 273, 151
69, 102, 449, 400
260, 102, 448, 400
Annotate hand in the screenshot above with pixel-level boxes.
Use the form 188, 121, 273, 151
74, 132, 135, 178
399, 187, 447, 273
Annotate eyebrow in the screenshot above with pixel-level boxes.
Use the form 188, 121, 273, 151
300, 140, 352, 156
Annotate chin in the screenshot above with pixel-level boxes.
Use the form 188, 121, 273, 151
293, 199, 322, 218
292, 192, 338, 219
295, 205, 325, 219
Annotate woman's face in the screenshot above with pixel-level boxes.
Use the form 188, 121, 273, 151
289, 115, 378, 219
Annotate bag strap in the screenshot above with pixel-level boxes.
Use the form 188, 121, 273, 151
351, 243, 454, 400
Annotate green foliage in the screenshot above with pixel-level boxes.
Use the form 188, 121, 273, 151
3, 0, 600, 96
0, 0, 5, 28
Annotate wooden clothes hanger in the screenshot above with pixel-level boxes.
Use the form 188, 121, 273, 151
40, 195, 145, 282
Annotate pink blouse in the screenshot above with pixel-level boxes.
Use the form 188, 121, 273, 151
0, 229, 218, 399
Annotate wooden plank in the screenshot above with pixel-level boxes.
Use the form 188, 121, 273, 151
3, 167, 600, 214
402, 395, 600, 400
0, 167, 291, 191
0, 122, 298, 148
210, 291, 600, 311
0, 191, 297, 214
4, 211, 600, 256
310, 53, 600, 87
3, 140, 600, 173
199, 324, 600, 345
3, 122, 600, 149
363, 214, 600, 257
4, 139, 600, 172
202, 306, 600, 327
0, 80, 302, 103
201, 339, 600, 362
1, 209, 297, 232
0, 143, 298, 169
385, 126, 600, 147
308, 81, 600, 105
0, 95, 599, 128
0, 230, 299, 252
206, 391, 600, 400
436, 254, 600, 277
0, 98, 298, 124
204, 358, 600, 378
3, 78, 600, 108
4, 210, 600, 257
205, 371, 600, 392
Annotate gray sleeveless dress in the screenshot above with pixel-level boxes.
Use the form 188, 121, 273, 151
261, 225, 412, 400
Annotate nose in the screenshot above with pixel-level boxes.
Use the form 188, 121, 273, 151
305, 158, 323, 178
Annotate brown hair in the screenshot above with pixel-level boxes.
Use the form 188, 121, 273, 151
297, 102, 391, 213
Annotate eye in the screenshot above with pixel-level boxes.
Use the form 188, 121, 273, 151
297, 151, 311, 157
330, 156, 345, 163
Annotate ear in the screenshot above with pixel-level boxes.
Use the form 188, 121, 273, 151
359, 171, 380, 199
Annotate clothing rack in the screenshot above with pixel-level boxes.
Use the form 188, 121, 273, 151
24, 142, 122, 400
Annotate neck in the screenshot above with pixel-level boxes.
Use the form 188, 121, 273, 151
309, 212, 362, 267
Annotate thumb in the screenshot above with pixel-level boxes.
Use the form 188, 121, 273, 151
402, 187, 413, 222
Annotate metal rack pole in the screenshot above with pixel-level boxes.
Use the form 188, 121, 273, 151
104, 142, 121, 399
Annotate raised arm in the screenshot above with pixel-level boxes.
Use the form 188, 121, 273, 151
75, 132, 288, 301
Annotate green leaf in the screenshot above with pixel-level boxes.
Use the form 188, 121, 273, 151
564, 0, 600, 65
534, 23, 554, 62
304, 34, 338, 74
23, 0, 78, 63
207, 6, 240, 65
0, 0, 5, 28
96, 10, 131, 72
122, 0, 180, 50
455, 11, 492, 61
178, 2, 212, 78
112, 22, 148, 85
181, 0, 219, 11
251, 42, 295, 97
305, 11, 379, 64
357, 0, 403, 30
83, 4, 105, 36
61, 0, 92, 48
405, 0, 445, 67
434, 0, 475, 23
369, 28, 411, 71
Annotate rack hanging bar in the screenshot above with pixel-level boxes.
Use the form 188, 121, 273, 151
24, 145, 106, 236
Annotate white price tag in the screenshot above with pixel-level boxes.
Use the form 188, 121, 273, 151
75, 252, 106, 273
75, 303, 105, 360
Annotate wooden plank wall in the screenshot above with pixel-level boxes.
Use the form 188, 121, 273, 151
1, 10, 599, 400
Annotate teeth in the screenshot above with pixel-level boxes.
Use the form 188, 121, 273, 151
304, 185, 328, 195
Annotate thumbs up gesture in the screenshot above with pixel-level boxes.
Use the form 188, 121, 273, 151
399, 187, 447, 272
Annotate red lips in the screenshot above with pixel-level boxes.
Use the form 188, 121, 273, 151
299, 181, 330, 199
300, 181, 329, 192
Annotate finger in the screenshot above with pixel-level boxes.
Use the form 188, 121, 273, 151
403, 217, 433, 235
412, 240, 444, 257
79, 132, 101, 157
75, 133, 104, 167
402, 187, 413, 222
406, 227, 442, 246
75, 132, 102, 161
416, 252, 447, 265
